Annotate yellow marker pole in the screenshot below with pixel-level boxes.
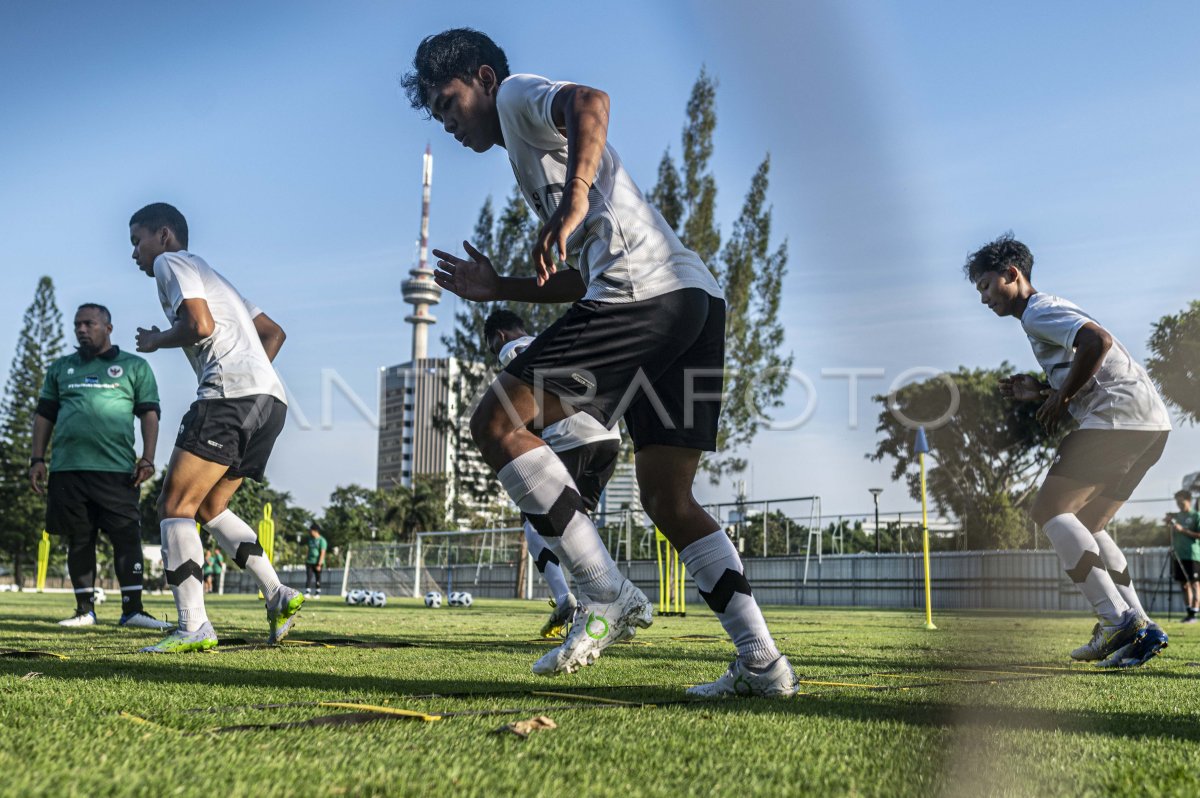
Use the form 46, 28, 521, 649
257, 503, 274, 600
654, 527, 686, 616
916, 427, 936, 630
655, 528, 666, 615
36, 531, 50, 592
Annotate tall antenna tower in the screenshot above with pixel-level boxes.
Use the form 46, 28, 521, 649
402, 144, 441, 361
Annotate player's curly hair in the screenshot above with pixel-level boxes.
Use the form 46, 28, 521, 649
130, 203, 189, 248
963, 232, 1033, 282
484, 309, 525, 342
402, 28, 510, 116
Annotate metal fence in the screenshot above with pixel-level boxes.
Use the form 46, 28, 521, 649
18, 546, 1190, 618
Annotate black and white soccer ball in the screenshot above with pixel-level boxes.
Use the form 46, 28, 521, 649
368, 590, 387, 608
346, 589, 368, 606
423, 591, 442, 608
448, 591, 473, 608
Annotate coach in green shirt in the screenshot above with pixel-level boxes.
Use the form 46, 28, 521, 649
304, 522, 328, 599
29, 303, 171, 630
1168, 490, 1200, 622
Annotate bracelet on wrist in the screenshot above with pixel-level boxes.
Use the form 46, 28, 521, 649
569, 175, 591, 190
29, 457, 45, 467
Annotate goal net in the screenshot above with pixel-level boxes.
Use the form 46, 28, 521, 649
342, 527, 527, 599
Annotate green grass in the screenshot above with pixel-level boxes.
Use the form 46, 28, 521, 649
1, 592, 1197, 798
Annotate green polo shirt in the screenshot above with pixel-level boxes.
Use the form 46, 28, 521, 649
1172, 510, 1200, 562
39, 347, 160, 473
306, 535, 327, 565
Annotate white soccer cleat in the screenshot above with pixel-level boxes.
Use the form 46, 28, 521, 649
57, 610, 96, 627
686, 655, 800, 699
1070, 610, 1146, 662
118, 611, 174, 631
1070, 622, 1107, 661
531, 580, 652, 676
540, 593, 579, 639
266, 585, 305, 644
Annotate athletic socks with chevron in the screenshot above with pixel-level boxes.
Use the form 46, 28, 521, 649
203, 509, 282, 598
524, 519, 573, 606
498, 447, 625, 604
160, 517, 208, 632
680, 529, 781, 669
1043, 513, 1129, 624
1092, 529, 1147, 619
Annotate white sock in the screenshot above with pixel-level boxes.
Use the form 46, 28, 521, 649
498, 447, 624, 603
1093, 530, 1146, 619
203, 509, 281, 597
680, 529, 781, 669
1043, 513, 1129, 624
525, 519, 572, 605
160, 518, 208, 632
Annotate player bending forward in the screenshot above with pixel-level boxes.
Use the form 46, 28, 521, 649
486, 309, 622, 639
129, 203, 304, 653
404, 29, 796, 697
967, 233, 1170, 668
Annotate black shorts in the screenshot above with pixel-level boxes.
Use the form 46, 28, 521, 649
46, 470, 140, 541
1046, 429, 1169, 501
556, 438, 621, 514
1173, 558, 1200, 583
175, 395, 287, 481
505, 288, 725, 452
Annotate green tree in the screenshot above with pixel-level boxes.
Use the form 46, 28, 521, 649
437, 190, 546, 520
649, 69, 793, 483
649, 67, 721, 271
380, 475, 448, 541
868, 364, 1063, 550
1107, 515, 1170, 549
0, 277, 65, 586
706, 156, 792, 481
318, 484, 383, 548
1146, 300, 1200, 424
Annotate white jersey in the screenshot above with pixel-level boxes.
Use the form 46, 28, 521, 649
1022, 292, 1170, 431
499, 335, 621, 452
154, 251, 287, 403
497, 74, 723, 304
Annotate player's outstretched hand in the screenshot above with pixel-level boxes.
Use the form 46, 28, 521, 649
433, 241, 501, 302
999, 374, 1045, 402
135, 326, 161, 353
531, 178, 589, 285
1035, 388, 1070, 434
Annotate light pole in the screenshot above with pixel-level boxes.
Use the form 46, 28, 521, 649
869, 488, 883, 554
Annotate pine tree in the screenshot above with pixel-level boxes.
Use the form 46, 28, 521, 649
437, 189, 546, 522
704, 155, 793, 481
648, 150, 684, 233
680, 67, 721, 269
648, 68, 721, 272
0, 277, 65, 586
649, 69, 794, 484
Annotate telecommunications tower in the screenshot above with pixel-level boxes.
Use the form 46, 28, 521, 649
401, 144, 441, 360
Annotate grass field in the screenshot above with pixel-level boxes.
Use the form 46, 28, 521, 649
1, 591, 1198, 798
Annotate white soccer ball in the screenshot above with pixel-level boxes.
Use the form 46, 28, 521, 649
93, 587, 107, 605
449, 591, 473, 608
368, 591, 387, 608
347, 589, 368, 606
424, 591, 442, 608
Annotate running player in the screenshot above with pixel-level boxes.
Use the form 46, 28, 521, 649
485, 308, 622, 638
966, 232, 1170, 667
403, 29, 796, 696
128, 202, 304, 652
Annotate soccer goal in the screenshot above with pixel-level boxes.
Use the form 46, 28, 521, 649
342, 527, 528, 600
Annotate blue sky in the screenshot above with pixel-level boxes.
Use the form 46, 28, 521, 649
2, 1, 1197, 523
